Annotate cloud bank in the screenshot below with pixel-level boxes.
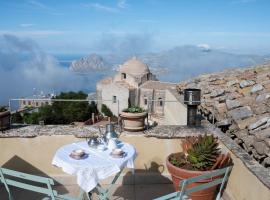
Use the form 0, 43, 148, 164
0, 34, 94, 105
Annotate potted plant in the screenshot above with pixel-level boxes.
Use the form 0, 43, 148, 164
121, 106, 147, 131
167, 134, 231, 200
0, 106, 11, 131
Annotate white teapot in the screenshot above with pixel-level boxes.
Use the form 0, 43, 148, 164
107, 138, 118, 151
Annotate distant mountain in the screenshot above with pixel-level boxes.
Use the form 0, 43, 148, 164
137, 45, 267, 81
69, 45, 268, 82
69, 54, 108, 73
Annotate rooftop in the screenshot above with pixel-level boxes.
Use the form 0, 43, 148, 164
140, 81, 176, 90
178, 63, 270, 169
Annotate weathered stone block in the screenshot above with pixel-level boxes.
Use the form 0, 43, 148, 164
234, 129, 248, 139
254, 127, 270, 142
255, 93, 270, 103
226, 80, 239, 87
238, 87, 252, 96
226, 99, 241, 110
248, 117, 269, 130
238, 96, 255, 106
242, 135, 255, 148
250, 118, 270, 134
251, 84, 264, 93
252, 141, 270, 155
253, 105, 269, 115
236, 117, 258, 130
228, 106, 253, 121
216, 118, 232, 127
240, 80, 255, 88
210, 89, 225, 98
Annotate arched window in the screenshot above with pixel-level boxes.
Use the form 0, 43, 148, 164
158, 98, 163, 107
146, 73, 150, 80
121, 73, 126, 79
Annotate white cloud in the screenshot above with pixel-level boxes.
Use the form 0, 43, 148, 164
206, 31, 270, 37
20, 24, 34, 28
82, 3, 119, 13
197, 44, 211, 50
117, 0, 127, 8
28, 0, 47, 9
0, 30, 67, 37
0, 34, 92, 105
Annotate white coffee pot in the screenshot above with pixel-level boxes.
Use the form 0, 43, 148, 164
107, 138, 118, 151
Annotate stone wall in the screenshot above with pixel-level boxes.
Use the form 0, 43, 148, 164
164, 90, 187, 125
101, 83, 129, 116
178, 63, 270, 168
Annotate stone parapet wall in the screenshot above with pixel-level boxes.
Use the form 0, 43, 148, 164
0, 125, 101, 138
177, 63, 270, 168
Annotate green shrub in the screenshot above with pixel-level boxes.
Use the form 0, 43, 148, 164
22, 91, 98, 124
0, 106, 7, 112
122, 106, 145, 113
101, 104, 113, 117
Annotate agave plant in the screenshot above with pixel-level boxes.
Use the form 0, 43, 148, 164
186, 134, 220, 170
169, 134, 224, 170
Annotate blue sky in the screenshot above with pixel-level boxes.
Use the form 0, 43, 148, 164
1, 0, 270, 55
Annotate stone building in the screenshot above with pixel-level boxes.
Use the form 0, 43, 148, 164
19, 93, 55, 109
96, 57, 178, 116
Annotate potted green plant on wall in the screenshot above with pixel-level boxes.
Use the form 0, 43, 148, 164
167, 134, 232, 200
121, 106, 147, 131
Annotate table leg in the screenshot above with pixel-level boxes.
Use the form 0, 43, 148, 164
91, 170, 122, 200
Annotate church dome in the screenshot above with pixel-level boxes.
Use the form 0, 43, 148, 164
119, 57, 150, 76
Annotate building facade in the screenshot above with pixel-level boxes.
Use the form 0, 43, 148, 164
96, 57, 178, 116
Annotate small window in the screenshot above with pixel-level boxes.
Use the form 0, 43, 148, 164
144, 98, 148, 105
36, 102, 39, 107
113, 96, 117, 103
147, 73, 150, 80
121, 73, 126, 79
159, 98, 163, 107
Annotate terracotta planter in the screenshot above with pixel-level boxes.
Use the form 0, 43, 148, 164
166, 155, 219, 200
121, 111, 147, 132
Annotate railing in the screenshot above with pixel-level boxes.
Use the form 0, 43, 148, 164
8, 97, 219, 126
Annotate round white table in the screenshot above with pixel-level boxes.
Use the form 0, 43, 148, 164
52, 141, 136, 193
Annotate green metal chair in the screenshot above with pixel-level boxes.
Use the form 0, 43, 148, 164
0, 167, 88, 200
153, 166, 232, 200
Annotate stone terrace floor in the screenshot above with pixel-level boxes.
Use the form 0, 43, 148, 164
0, 183, 176, 200
0, 183, 229, 200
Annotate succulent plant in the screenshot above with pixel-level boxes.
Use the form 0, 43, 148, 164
186, 134, 220, 170
123, 106, 145, 113
169, 134, 224, 171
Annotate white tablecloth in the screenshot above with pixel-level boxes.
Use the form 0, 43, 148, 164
52, 141, 136, 192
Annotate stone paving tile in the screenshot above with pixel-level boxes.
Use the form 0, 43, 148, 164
0, 184, 228, 200
0, 185, 81, 200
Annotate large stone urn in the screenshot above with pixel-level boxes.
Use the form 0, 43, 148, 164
0, 111, 11, 131
120, 111, 147, 132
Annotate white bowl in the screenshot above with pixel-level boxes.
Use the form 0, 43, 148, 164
72, 149, 85, 156
112, 148, 123, 155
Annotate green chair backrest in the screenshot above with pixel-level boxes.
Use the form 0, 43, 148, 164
178, 166, 232, 200
0, 167, 83, 200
